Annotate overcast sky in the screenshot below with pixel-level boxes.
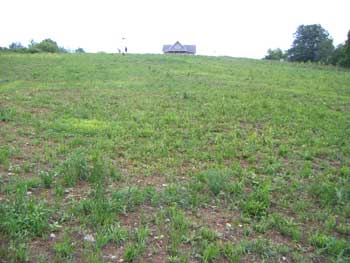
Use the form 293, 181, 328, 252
1, 0, 349, 58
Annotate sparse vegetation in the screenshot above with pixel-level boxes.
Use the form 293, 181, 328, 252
0, 53, 349, 262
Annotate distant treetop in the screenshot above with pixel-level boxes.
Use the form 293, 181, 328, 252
287, 24, 334, 63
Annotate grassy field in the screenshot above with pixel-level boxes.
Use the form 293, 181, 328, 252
0, 53, 350, 263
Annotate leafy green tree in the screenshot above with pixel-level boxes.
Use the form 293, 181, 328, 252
75, 48, 85, 53
34, 39, 60, 53
330, 44, 345, 65
341, 30, 350, 67
288, 24, 334, 63
330, 30, 350, 67
264, 48, 287, 60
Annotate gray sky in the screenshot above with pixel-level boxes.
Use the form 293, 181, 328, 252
1, 0, 349, 58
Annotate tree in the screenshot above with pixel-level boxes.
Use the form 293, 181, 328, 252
288, 24, 334, 63
75, 48, 85, 53
330, 44, 346, 65
264, 48, 287, 60
59, 47, 69, 53
342, 30, 350, 67
330, 30, 350, 67
9, 42, 24, 50
34, 39, 60, 53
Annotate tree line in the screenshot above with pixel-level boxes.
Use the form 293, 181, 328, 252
265, 24, 350, 68
0, 39, 85, 54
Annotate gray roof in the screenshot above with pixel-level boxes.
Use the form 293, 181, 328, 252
163, 41, 196, 54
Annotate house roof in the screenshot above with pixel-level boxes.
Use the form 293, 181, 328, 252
163, 41, 196, 54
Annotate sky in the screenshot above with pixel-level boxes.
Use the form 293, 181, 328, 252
1, 0, 349, 58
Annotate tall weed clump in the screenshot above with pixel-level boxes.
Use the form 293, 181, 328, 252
0, 185, 51, 239
60, 150, 89, 186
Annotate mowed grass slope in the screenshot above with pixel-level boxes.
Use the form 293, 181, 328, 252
0, 53, 350, 262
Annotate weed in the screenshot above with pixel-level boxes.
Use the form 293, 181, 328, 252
309, 181, 350, 206
0, 186, 51, 239
77, 194, 114, 227
109, 166, 122, 181
2, 53, 350, 262
60, 150, 89, 187
200, 170, 230, 196
167, 206, 190, 256
112, 186, 146, 213
0, 106, 15, 122
39, 170, 55, 188
270, 213, 302, 241
310, 233, 350, 260
243, 184, 271, 219
54, 234, 74, 262
123, 227, 150, 262
222, 243, 243, 263
0, 145, 11, 166
200, 241, 221, 263
0, 241, 28, 263
123, 243, 139, 262
104, 223, 128, 245
199, 227, 218, 242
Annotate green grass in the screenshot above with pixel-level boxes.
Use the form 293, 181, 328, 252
0, 52, 350, 262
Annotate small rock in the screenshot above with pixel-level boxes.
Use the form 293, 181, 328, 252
50, 233, 56, 240
282, 256, 287, 261
162, 184, 168, 187
118, 258, 124, 263
155, 234, 164, 240
165, 218, 170, 223
27, 191, 32, 195
226, 223, 232, 229
147, 253, 152, 257
84, 234, 95, 243
110, 255, 117, 260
